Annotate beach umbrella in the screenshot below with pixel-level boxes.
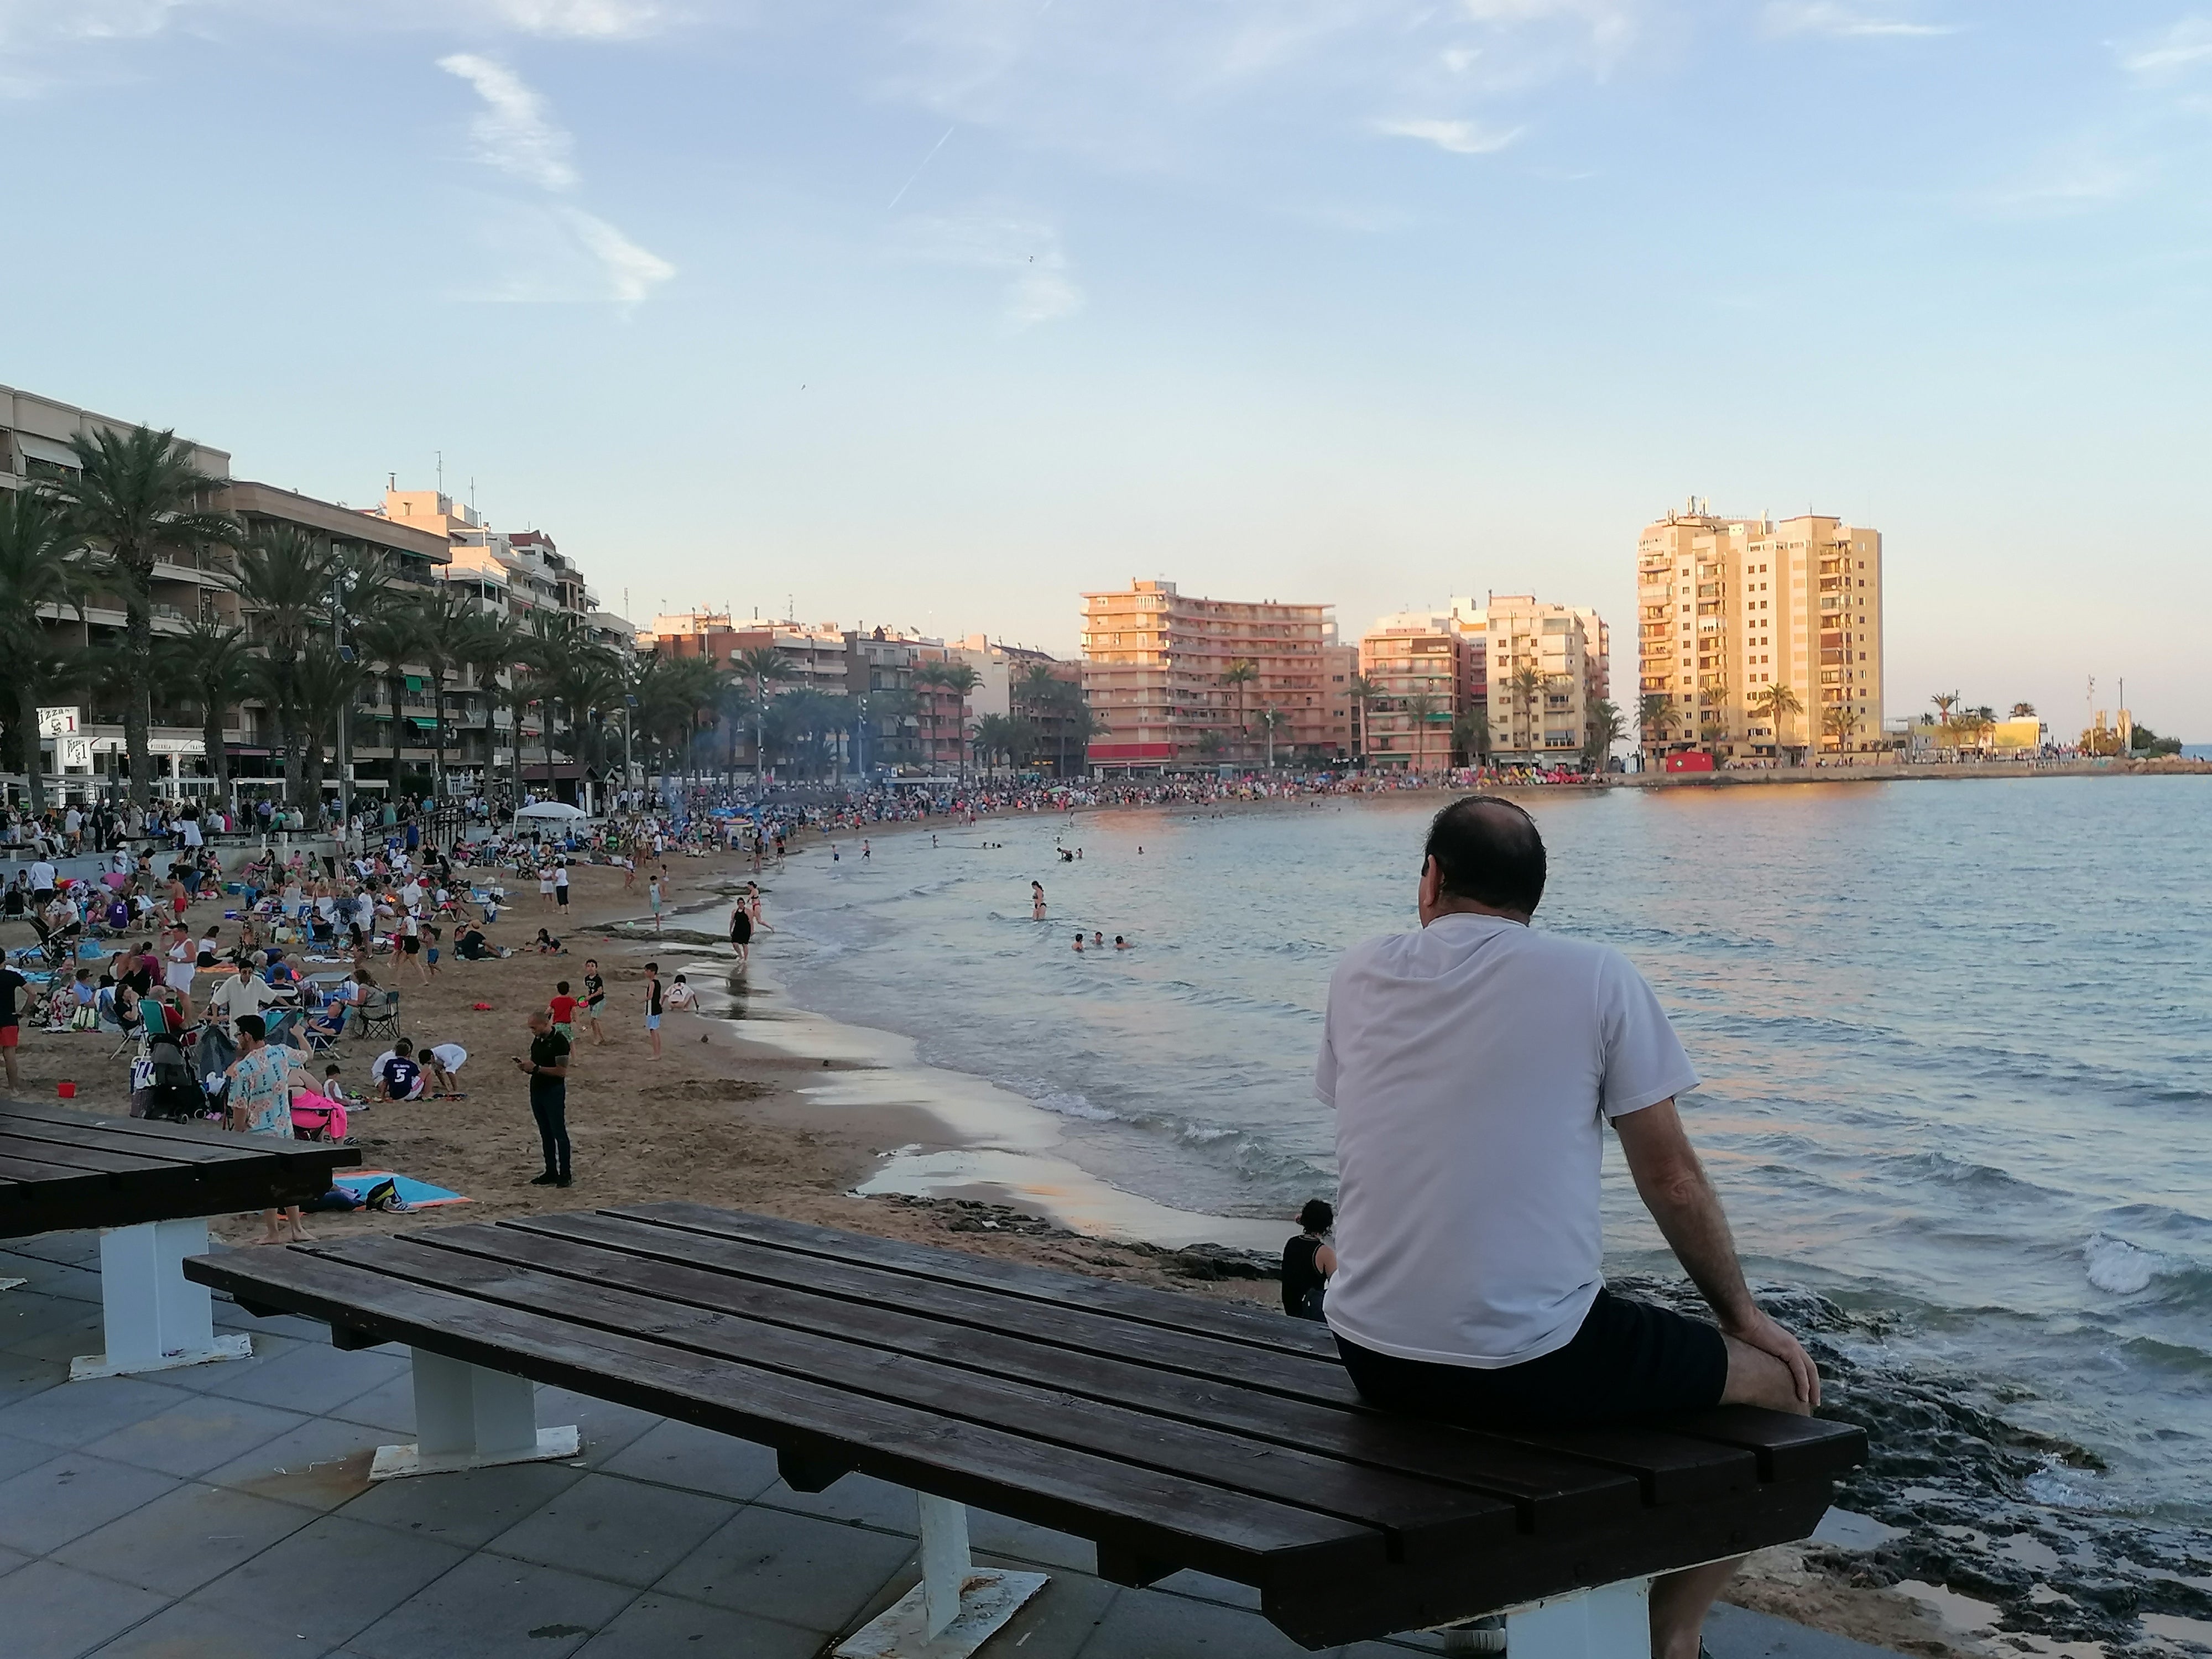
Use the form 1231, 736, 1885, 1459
513, 801, 588, 822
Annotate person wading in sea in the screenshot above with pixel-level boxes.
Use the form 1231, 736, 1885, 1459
1316, 795, 1818, 1659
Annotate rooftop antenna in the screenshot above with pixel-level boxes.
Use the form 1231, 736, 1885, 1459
436, 450, 443, 494
469, 477, 476, 514
387, 471, 396, 492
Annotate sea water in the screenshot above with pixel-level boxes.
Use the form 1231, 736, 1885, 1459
753, 779, 2211, 1640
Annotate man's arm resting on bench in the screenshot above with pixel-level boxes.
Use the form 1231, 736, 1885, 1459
1612, 1098, 1819, 1412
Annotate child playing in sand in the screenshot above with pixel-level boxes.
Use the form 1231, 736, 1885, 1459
549, 981, 581, 1044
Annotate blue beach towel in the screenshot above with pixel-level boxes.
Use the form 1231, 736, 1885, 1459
332, 1170, 469, 1209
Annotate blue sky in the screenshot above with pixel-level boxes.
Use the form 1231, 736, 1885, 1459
4, 1, 2208, 736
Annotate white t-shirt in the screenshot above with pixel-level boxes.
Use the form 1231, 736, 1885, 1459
1315, 912, 1698, 1370
429, 1043, 467, 1073
165, 942, 197, 993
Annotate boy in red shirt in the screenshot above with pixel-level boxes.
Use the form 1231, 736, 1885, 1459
548, 981, 581, 1044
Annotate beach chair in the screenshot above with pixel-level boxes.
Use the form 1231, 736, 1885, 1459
356, 989, 401, 1044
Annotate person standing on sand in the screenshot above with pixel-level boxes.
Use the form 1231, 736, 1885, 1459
729, 901, 753, 966
580, 960, 607, 1045
1316, 796, 1817, 1659
224, 1014, 312, 1242
514, 1010, 571, 1187
647, 874, 664, 932
643, 961, 664, 1060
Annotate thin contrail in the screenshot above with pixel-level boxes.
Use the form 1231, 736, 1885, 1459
888, 125, 956, 210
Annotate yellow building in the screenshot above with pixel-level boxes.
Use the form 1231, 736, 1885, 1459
1636, 504, 1884, 762
1451, 596, 1609, 767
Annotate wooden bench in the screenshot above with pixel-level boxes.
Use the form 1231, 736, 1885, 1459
184, 1202, 1865, 1657
0, 1098, 358, 1380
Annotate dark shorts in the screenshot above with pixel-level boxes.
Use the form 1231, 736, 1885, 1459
1335, 1288, 1728, 1428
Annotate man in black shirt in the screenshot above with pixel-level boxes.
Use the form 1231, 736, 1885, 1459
513, 1010, 572, 1187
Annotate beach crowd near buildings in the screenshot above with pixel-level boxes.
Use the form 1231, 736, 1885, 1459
0, 380, 2176, 820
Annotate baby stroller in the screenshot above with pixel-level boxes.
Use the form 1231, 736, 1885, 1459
136, 1003, 213, 1124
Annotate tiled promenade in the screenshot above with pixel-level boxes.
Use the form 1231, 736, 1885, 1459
0, 1230, 1898, 1659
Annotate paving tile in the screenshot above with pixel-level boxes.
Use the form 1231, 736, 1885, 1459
155, 1329, 306, 1394
25, 1264, 106, 1305
528, 1388, 661, 1465
969, 1506, 1101, 1573
595, 1418, 780, 1503
197, 1413, 387, 1512
350, 1550, 637, 1659
85, 1597, 345, 1658
754, 1469, 921, 1532
0, 1374, 184, 1449
0, 1289, 97, 1350
7, 1231, 100, 1268
486, 1470, 731, 1588
1077, 1581, 1321, 1658
572, 1593, 823, 1659
1150, 1566, 1266, 1610
0, 1347, 67, 1406
0, 1538, 28, 1577
339, 1456, 585, 1549
0, 1428, 61, 1483
185, 1511, 469, 1648
0, 1450, 181, 1554
223, 1343, 409, 1417
83, 1392, 307, 1478
52, 1479, 319, 1597
4, 1557, 169, 1659
656, 1504, 917, 1632
324, 1370, 415, 1433
973, 1559, 1121, 1659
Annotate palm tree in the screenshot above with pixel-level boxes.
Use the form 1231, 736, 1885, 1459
1747, 681, 1803, 760
55, 426, 236, 806
161, 618, 252, 801
1348, 672, 1377, 761
1196, 729, 1225, 760
1931, 690, 1960, 733
1506, 664, 1548, 760
0, 488, 89, 811
1404, 692, 1438, 771
2010, 702, 2036, 721
1220, 660, 1259, 762
414, 587, 482, 799
1582, 697, 1625, 774
1822, 702, 1859, 757
915, 659, 982, 783
228, 525, 341, 803
455, 612, 526, 804
291, 639, 370, 808
729, 646, 792, 797
1637, 692, 1679, 766
1452, 705, 1490, 768
350, 592, 430, 799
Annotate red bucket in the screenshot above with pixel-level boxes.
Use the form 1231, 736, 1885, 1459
57, 1081, 77, 1099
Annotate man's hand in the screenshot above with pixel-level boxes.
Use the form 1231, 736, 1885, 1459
1719, 1306, 1820, 1410
1613, 1099, 1820, 1411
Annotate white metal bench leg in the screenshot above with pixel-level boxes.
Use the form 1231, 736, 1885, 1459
833, 1493, 1050, 1658
1500, 1578, 1652, 1659
70, 1219, 253, 1380
370, 1347, 580, 1480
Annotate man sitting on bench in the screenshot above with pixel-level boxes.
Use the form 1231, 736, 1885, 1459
1316, 796, 1819, 1659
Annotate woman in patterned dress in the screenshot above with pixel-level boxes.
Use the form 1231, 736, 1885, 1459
225, 1014, 313, 1243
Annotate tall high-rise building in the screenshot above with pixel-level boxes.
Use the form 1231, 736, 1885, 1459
1448, 596, 1608, 767
1080, 580, 1343, 770
1635, 505, 1884, 762
1358, 611, 1483, 770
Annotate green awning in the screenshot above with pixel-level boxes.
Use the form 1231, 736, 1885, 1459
404, 675, 427, 692
408, 717, 439, 730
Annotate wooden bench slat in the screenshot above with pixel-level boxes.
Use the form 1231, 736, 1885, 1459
0, 1133, 206, 1178
614, 1201, 1342, 1359
319, 1233, 1515, 1562
0, 1152, 118, 1189
1642, 1406, 1867, 1481
456, 1217, 1645, 1528
0, 1104, 274, 1164
180, 1244, 1389, 1589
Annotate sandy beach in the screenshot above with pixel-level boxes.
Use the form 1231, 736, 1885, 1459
11, 817, 2017, 1659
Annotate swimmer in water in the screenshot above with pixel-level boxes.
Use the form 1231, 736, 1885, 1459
1092, 931, 1104, 949
1072, 932, 1084, 952
1114, 935, 1131, 950
1031, 881, 1046, 919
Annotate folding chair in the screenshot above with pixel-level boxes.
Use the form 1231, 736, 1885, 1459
358, 990, 401, 1044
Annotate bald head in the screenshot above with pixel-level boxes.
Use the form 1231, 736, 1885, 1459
1422, 796, 1546, 917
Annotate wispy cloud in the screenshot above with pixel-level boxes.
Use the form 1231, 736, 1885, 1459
438, 53, 577, 189
1373, 115, 1525, 154
904, 210, 1083, 331
2117, 17, 2212, 82
437, 54, 672, 309
1762, 3, 1960, 39
484, 0, 665, 38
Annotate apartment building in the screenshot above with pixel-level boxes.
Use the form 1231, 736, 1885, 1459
1636, 505, 1884, 761
1445, 596, 1608, 766
1357, 612, 1480, 770
1080, 580, 1343, 769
